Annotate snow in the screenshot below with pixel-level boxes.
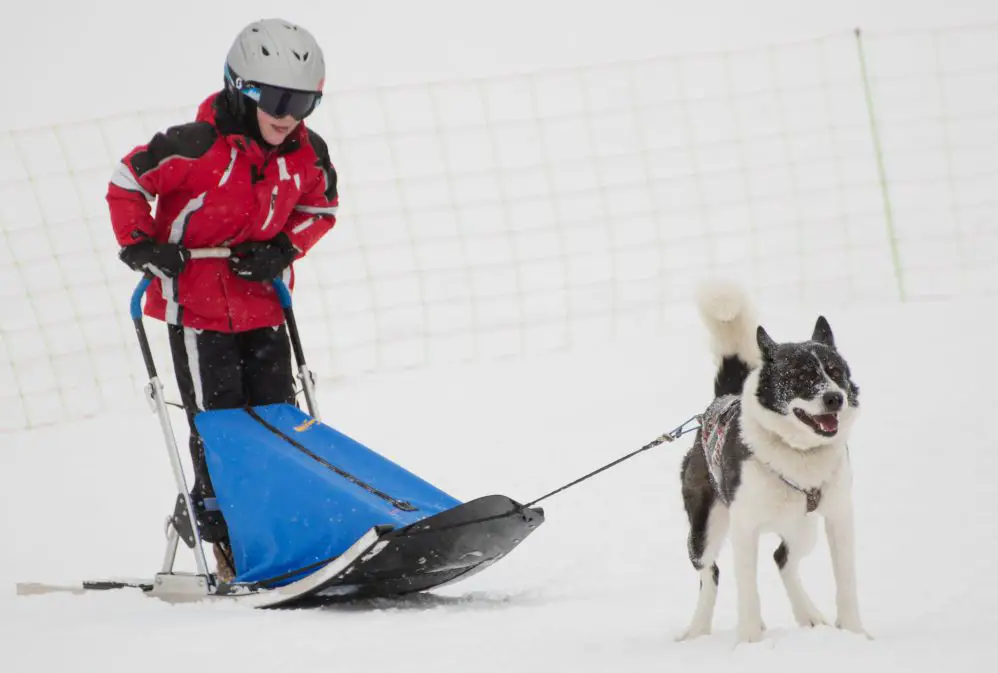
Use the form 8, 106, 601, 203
4, 298, 998, 670
5, 0, 998, 670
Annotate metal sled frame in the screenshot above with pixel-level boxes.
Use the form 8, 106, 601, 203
128, 256, 323, 595
137, 250, 353, 602
16, 249, 543, 607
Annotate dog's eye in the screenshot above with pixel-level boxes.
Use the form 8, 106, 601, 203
827, 366, 842, 380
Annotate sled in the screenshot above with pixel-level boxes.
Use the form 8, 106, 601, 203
17, 249, 544, 607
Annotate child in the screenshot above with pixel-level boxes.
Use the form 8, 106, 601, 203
107, 18, 338, 582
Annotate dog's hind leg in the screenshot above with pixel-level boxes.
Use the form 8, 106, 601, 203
775, 516, 828, 628
676, 500, 729, 641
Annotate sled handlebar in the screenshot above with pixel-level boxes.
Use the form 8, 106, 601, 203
188, 247, 230, 259
128, 247, 306, 415
129, 248, 292, 319
128, 246, 319, 427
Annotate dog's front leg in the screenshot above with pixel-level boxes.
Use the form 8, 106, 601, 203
730, 523, 764, 643
824, 501, 870, 638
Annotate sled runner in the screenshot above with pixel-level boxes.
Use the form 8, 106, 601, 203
17, 249, 544, 608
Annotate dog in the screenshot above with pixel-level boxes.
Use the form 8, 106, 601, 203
677, 280, 869, 643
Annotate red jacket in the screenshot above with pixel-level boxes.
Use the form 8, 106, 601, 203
107, 92, 338, 332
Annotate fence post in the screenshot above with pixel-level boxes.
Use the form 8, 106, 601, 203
855, 27, 906, 301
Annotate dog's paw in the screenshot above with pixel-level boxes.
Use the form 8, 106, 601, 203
675, 623, 712, 642
794, 608, 829, 628
736, 620, 765, 644
836, 617, 873, 640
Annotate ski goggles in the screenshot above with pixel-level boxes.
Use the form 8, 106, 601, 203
227, 68, 322, 121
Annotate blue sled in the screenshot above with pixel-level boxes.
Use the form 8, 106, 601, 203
196, 402, 544, 597
124, 271, 542, 603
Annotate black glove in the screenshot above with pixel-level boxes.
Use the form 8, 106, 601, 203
229, 232, 297, 282
119, 238, 190, 278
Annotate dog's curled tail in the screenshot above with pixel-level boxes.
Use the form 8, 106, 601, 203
695, 279, 761, 397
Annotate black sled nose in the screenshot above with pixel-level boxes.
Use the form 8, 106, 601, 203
822, 391, 844, 411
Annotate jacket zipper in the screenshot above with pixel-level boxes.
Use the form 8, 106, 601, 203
262, 186, 279, 230
256, 150, 279, 231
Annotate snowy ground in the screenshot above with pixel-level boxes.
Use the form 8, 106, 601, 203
3, 297, 997, 672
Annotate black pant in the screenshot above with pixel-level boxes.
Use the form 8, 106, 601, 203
168, 324, 295, 541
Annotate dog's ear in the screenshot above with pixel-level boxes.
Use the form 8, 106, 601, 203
757, 325, 776, 359
811, 315, 835, 348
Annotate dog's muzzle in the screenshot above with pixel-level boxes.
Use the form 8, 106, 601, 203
794, 409, 839, 436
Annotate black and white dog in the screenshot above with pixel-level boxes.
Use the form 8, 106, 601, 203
677, 280, 869, 643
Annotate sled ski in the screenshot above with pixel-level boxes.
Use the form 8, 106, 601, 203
17, 496, 543, 608
18, 527, 385, 608
16, 263, 543, 608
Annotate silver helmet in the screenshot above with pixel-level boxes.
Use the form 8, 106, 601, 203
225, 18, 325, 93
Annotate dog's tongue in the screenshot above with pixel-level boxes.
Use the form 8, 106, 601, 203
814, 414, 839, 433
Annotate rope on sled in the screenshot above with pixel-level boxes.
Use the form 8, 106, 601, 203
520, 414, 702, 510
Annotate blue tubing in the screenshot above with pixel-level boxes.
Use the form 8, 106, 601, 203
130, 276, 290, 317
271, 277, 292, 309
130, 276, 152, 320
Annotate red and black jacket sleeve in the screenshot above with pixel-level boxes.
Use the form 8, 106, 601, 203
106, 122, 217, 246
282, 128, 339, 255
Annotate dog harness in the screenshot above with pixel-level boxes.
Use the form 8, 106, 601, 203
700, 395, 741, 507
700, 396, 822, 513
